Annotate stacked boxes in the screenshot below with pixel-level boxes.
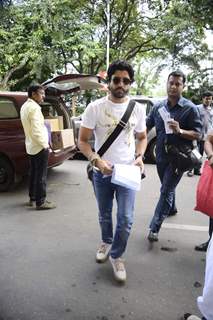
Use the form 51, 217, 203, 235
46, 116, 64, 131
45, 116, 74, 150
51, 129, 74, 150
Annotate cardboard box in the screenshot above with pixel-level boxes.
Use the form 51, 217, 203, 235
46, 118, 60, 131
57, 116, 64, 130
45, 116, 64, 131
51, 129, 74, 150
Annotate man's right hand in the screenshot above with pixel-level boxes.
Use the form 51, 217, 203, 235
95, 159, 113, 175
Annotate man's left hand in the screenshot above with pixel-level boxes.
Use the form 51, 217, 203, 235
133, 157, 144, 173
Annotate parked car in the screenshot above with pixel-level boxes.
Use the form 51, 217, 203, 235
71, 95, 157, 163
0, 74, 105, 191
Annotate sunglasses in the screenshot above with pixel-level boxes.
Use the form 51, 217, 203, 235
112, 77, 132, 85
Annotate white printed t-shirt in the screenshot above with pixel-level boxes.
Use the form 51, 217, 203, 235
81, 96, 146, 165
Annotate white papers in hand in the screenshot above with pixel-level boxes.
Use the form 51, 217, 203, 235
111, 164, 141, 191
158, 106, 173, 134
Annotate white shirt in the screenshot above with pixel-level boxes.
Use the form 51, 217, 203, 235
81, 96, 146, 165
197, 104, 213, 140
20, 98, 49, 155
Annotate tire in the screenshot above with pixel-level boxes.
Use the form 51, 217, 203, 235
148, 139, 156, 163
0, 157, 15, 192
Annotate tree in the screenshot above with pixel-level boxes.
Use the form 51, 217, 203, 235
187, 0, 213, 30
0, 0, 211, 93
0, 0, 12, 8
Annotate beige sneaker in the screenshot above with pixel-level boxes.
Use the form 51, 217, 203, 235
96, 243, 111, 263
36, 200, 56, 210
109, 256, 127, 282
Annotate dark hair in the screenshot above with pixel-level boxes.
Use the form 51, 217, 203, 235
28, 84, 44, 98
168, 70, 186, 84
107, 60, 134, 82
202, 91, 213, 98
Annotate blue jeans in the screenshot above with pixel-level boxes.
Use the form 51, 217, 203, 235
149, 161, 183, 233
157, 163, 177, 213
29, 148, 49, 207
93, 170, 136, 259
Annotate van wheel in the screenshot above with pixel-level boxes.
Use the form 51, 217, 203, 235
0, 157, 15, 192
148, 139, 156, 163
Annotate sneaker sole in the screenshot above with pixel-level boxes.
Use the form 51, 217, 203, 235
36, 207, 56, 210
96, 244, 111, 263
109, 257, 126, 283
113, 274, 126, 283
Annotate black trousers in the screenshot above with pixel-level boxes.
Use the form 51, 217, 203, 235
193, 141, 205, 174
209, 217, 213, 239
198, 140, 205, 156
29, 149, 49, 207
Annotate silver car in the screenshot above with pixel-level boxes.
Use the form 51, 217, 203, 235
72, 95, 157, 163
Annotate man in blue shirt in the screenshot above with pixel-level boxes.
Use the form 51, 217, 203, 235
146, 70, 202, 242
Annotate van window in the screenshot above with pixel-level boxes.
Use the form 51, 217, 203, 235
0, 98, 18, 118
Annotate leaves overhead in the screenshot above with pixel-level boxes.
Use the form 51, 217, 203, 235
0, 0, 212, 92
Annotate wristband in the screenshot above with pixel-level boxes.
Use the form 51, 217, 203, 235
88, 152, 101, 166
178, 129, 183, 136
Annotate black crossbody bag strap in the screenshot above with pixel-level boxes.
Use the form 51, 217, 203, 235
97, 100, 136, 157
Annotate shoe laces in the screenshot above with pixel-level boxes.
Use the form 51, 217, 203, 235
114, 258, 125, 272
98, 243, 109, 254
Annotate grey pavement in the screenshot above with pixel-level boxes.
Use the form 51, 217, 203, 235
0, 160, 209, 320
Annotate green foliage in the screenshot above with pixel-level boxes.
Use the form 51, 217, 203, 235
187, 0, 213, 30
185, 68, 213, 104
0, 0, 212, 94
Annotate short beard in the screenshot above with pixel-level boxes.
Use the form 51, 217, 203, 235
109, 87, 129, 99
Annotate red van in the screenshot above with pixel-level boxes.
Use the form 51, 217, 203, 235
0, 74, 104, 191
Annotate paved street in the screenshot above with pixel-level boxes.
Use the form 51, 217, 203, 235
0, 159, 209, 320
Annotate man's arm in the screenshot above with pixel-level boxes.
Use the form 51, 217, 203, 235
167, 121, 200, 140
78, 126, 113, 175
168, 104, 202, 140
134, 131, 147, 171
204, 133, 213, 167
30, 107, 49, 149
78, 126, 94, 159
135, 131, 147, 158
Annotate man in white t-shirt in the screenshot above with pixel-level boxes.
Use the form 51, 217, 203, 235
78, 60, 147, 283
184, 131, 213, 320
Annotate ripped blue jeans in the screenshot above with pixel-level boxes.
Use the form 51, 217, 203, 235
93, 170, 136, 259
